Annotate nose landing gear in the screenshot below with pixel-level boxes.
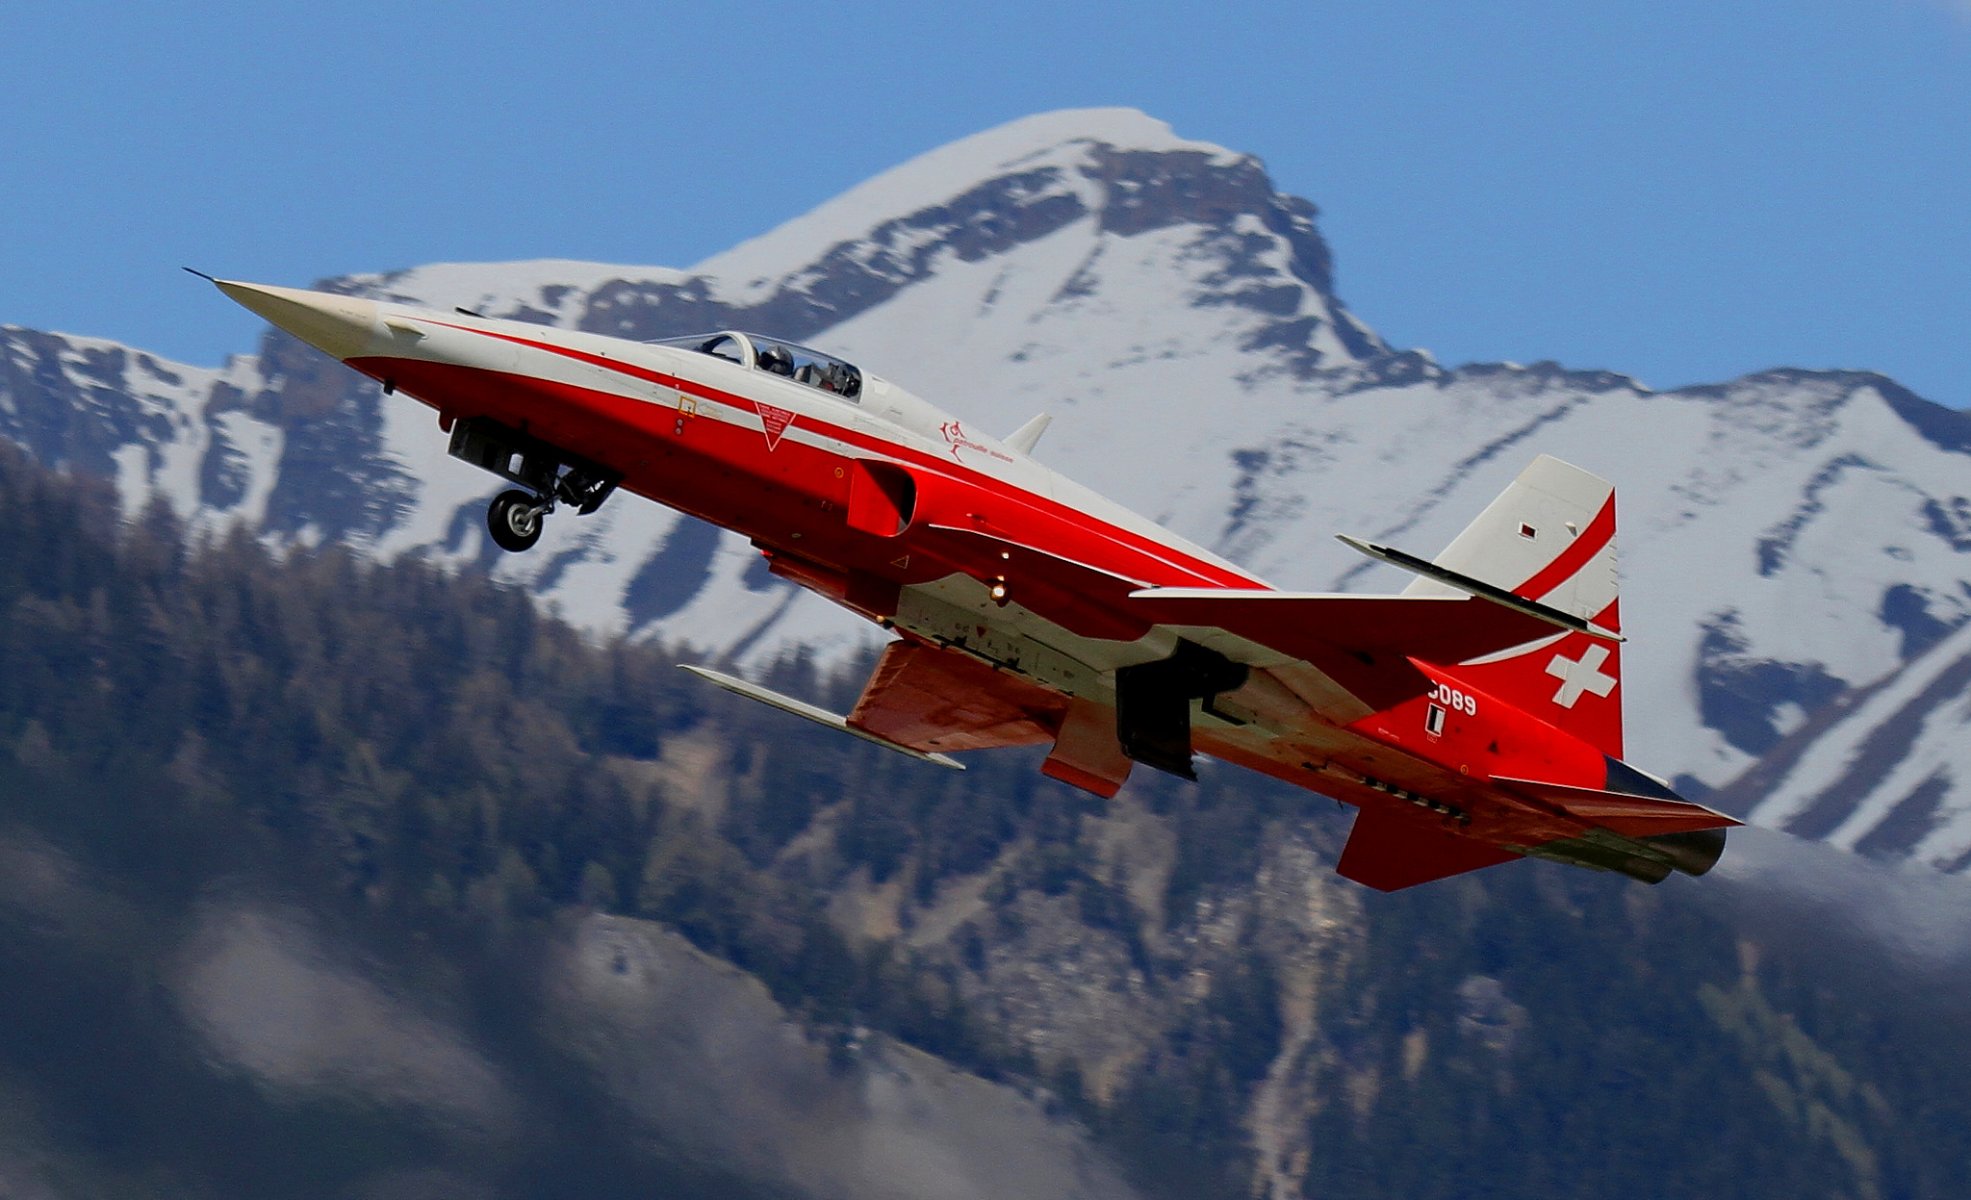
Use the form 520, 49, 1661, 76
447, 416, 622, 555
487, 489, 548, 553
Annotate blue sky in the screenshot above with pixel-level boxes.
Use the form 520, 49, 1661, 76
3, 0, 1967, 406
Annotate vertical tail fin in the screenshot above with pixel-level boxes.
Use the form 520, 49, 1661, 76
1418, 456, 1625, 758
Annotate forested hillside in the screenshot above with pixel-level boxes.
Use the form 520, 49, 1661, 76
1, 440, 1966, 1199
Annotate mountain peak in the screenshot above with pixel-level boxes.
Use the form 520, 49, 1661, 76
690, 108, 1253, 295
919, 107, 1240, 166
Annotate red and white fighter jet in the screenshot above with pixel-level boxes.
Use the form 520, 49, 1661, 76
207, 276, 1737, 890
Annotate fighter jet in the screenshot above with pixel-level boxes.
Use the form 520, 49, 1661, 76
206, 276, 1736, 890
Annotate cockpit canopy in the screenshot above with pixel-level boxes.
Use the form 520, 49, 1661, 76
651, 331, 863, 401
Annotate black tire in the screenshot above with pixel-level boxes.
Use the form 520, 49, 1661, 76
487, 489, 544, 553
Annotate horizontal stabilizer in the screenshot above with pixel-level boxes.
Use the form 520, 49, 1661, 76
1336, 535, 1623, 642
1492, 776, 1738, 839
679, 664, 964, 769
1337, 804, 1521, 892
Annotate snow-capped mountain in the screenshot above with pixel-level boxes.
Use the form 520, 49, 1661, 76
5, 107, 1970, 871
1717, 618, 1971, 874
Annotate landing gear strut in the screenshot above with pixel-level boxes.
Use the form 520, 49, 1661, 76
447, 417, 622, 555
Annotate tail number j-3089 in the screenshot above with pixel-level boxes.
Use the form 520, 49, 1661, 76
1429, 683, 1478, 716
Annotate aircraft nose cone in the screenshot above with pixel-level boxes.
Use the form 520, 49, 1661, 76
212, 279, 381, 361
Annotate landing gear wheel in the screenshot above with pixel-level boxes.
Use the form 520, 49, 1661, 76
487, 489, 545, 553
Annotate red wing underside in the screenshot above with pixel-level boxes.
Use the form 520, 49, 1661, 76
846, 640, 1066, 752
1129, 592, 1559, 709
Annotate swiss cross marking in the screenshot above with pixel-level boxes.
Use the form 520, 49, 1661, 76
754, 402, 795, 451
1545, 644, 1616, 708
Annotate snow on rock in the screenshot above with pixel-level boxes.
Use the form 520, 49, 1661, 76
345, 259, 692, 328
692, 108, 1243, 300
1724, 617, 1971, 873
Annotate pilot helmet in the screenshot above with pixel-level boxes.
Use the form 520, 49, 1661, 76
757, 344, 793, 375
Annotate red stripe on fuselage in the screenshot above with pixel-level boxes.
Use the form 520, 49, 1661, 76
378, 318, 1259, 590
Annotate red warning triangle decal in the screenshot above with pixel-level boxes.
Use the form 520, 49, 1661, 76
754, 402, 795, 451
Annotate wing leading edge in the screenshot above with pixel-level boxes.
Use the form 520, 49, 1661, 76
678, 664, 966, 768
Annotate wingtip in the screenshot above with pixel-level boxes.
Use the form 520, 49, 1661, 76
678, 661, 966, 770
182, 266, 218, 283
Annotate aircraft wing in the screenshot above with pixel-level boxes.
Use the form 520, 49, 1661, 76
847, 640, 1065, 752
920, 524, 1559, 701
1128, 588, 1560, 710
918, 522, 1559, 713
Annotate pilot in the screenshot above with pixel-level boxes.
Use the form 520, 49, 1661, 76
757, 344, 794, 376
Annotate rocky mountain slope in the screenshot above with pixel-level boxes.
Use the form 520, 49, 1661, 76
4, 107, 1970, 869
1718, 617, 1971, 873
